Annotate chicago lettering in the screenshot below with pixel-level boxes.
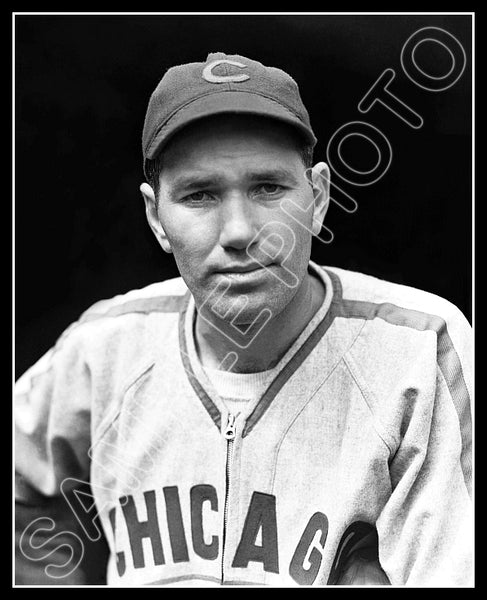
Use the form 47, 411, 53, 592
108, 486, 328, 584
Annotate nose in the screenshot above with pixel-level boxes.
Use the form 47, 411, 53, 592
218, 194, 256, 250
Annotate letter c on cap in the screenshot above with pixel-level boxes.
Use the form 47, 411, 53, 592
202, 60, 250, 84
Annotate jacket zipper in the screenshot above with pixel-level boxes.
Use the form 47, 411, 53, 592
222, 413, 237, 582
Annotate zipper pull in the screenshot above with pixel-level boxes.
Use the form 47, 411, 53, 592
224, 413, 237, 440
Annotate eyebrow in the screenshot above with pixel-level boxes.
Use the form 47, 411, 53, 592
248, 168, 299, 185
168, 168, 299, 196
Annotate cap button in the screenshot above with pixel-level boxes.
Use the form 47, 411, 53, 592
206, 51, 228, 62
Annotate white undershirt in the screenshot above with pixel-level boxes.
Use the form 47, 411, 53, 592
202, 364, 277, 414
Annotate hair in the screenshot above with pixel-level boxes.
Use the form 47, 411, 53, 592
145, 117, 314, 200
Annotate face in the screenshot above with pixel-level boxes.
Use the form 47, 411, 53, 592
142, 115, 329, 326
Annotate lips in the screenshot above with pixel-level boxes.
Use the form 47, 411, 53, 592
217, 262, 271, 274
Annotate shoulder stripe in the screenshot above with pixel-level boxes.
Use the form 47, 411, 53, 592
80, 295, 184, 323
336, 299, 446, 333
437, 331, 472, 496
326, 270, 472, 497
16, 295, 185, 392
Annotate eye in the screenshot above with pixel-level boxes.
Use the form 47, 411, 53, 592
181, 191, 213, 204
255, 183, 284, 196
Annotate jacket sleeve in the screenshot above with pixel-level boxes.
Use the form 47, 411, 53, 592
15, 324, 109, 585
376, 307, 473, 586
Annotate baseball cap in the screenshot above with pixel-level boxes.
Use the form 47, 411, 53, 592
142, 51, 317, 178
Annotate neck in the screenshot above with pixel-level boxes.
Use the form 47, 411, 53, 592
194, 268, 325, 373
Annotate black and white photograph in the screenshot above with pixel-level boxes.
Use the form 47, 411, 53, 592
14, 12, 474, 587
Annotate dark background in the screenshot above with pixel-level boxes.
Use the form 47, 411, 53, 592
15, 14, 472, 379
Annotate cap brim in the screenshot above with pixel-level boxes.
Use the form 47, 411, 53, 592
144, 90, 317, 161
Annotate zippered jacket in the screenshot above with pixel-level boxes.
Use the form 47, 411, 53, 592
15, 263, 473, 586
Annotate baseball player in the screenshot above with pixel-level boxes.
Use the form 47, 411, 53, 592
15, 52, 473, 586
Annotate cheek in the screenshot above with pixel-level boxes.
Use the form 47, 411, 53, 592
159, 208, 215, 254
272, 193, 315, 255
158, 208, 220, 282
279, 191, 315, 229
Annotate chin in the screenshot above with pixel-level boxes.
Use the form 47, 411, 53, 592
228, 306, 271, 329
211, 299, 269, 326
212, 289, 291, 327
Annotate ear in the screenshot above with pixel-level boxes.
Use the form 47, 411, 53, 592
309, 162, 331, 236
140, 182, 172, 254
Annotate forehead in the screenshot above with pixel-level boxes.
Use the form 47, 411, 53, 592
160, 115, 303, 178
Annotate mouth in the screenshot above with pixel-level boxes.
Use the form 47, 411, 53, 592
217, 262, 271, 274
215, 262, 276, 284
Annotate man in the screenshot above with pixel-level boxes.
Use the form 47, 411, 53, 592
15, 52, 472, 586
